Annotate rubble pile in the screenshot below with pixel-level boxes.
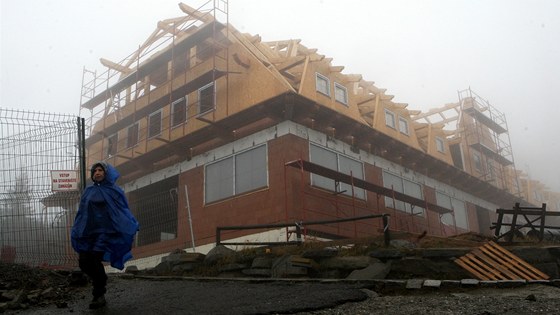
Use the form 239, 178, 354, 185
0, 262, 86, 312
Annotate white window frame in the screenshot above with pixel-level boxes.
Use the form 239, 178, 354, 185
171, 96, 187, 128
198, 82, 215, 115
398, 117, 409, 135
148, 110, 162, 139
204, 144, 268, 204
435, 136, 445, 153
382, 171, 425, 216
486, 160, 496, 180
126, 123, 139, 149
473, 151, 482, 172
106, 133, 118, 157
436, 191, 468, 230
315, 73, 330, 96
334, 82, 348, 105
309, 143, 365, 200
385, 109, 396, 129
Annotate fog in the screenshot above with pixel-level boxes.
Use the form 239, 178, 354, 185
1, 0, 559, 191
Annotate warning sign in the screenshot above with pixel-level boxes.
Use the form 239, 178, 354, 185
51, 170, 79, 192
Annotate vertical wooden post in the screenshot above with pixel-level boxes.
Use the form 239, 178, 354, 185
507, 203, 520, 243
383, 214, 391, 247
539, 203, 547, 242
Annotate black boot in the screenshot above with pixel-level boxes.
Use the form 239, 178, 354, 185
89, 295, 107, 309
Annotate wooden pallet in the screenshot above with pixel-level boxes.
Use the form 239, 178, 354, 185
454, 241, 549, 280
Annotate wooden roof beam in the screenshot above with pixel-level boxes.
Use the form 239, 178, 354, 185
100, 58, 133, 75
279, 56, 306, 72
358, 104, 375, 115
178, 3, 215, 23
343, 74, 362, 83
309, 54, 324, 62
379, 94, 394, 101
329, 66, 344, 73
248, 34, 262, 43
157, 21, 190, 37
411, 102, 460, 120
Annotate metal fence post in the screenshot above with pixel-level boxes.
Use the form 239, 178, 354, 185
383, 214, 390, 247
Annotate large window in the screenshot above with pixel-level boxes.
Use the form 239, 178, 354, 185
205, 145, 268, 203
106, 133, 118, 157
383, 171, 425, 216
435, 137, 445, 153
436, 192, 468, 230
473, 151, 482, 172
398, 117, 409, 135
148, 110, 162, 138
385, 109, 396, 129
315, 73, 330, 96
199, 82, 214, 114
126, 123, 139, 148
309, 144, 365, 199
172, 96, 187, 127
334, 82, 348, 105
128, 176, 178, 246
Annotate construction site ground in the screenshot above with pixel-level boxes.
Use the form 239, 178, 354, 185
3, 233, 560, 314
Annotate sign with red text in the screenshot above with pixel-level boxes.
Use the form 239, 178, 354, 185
51, 170, 79, 192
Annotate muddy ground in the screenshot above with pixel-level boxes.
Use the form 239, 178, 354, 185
3, 271, 560, 315
3, 233, 560, 314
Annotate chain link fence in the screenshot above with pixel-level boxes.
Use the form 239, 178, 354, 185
0, 108, 83, 268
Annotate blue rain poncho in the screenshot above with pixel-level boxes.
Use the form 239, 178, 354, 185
71, 163, 139, 270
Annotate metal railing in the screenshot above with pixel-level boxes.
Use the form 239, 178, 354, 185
216, 213, 391, 247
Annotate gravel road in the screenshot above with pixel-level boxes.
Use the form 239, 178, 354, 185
298, 284, 560, 315
9, 276, 560, 315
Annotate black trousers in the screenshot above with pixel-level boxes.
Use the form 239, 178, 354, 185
79, 251, 108, 298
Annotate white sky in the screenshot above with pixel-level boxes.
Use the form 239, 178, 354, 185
1, 0, 559, 191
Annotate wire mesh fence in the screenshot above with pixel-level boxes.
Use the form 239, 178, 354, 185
0, 108, 82, 268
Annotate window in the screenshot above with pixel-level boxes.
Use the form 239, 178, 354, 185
126, 123, 139, 148
473, 151, 482, 172
435, 137, 445, 153
398, 117, 409, 135
172, 97, 187, 127
205, 145, 268, 203
383, 171, 425, 216
309, 144, 365, 199
436, 192, 468, 230
148, 110, 162, 138
198, 82, 214, 114
106, 133, 118, 157
334, 82, 348, 105
128, 176, 178, 246
315, 73, 330, 96
533, 190, 542, 202
487, 160, 495, 180
385, 109, 396, 129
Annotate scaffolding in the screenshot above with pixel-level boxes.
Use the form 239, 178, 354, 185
79, 1, 230, 165
457, 88, 521, 196
412, 88, 521, 197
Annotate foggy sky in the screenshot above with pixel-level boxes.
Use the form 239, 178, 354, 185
1, 0, 559, 191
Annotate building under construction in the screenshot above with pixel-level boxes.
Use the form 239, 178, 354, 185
78, 1, 560, 266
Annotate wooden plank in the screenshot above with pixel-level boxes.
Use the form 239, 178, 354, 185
487, 241, 550, 279
455, 256, 490, 280
481, 243, 537, 280
478, 248, 524, 280
462, 253, 499, 280
454, 241, 549, 281
470, 249, 511, 280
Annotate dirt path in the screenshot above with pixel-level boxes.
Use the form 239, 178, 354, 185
9, 276, 560, 315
